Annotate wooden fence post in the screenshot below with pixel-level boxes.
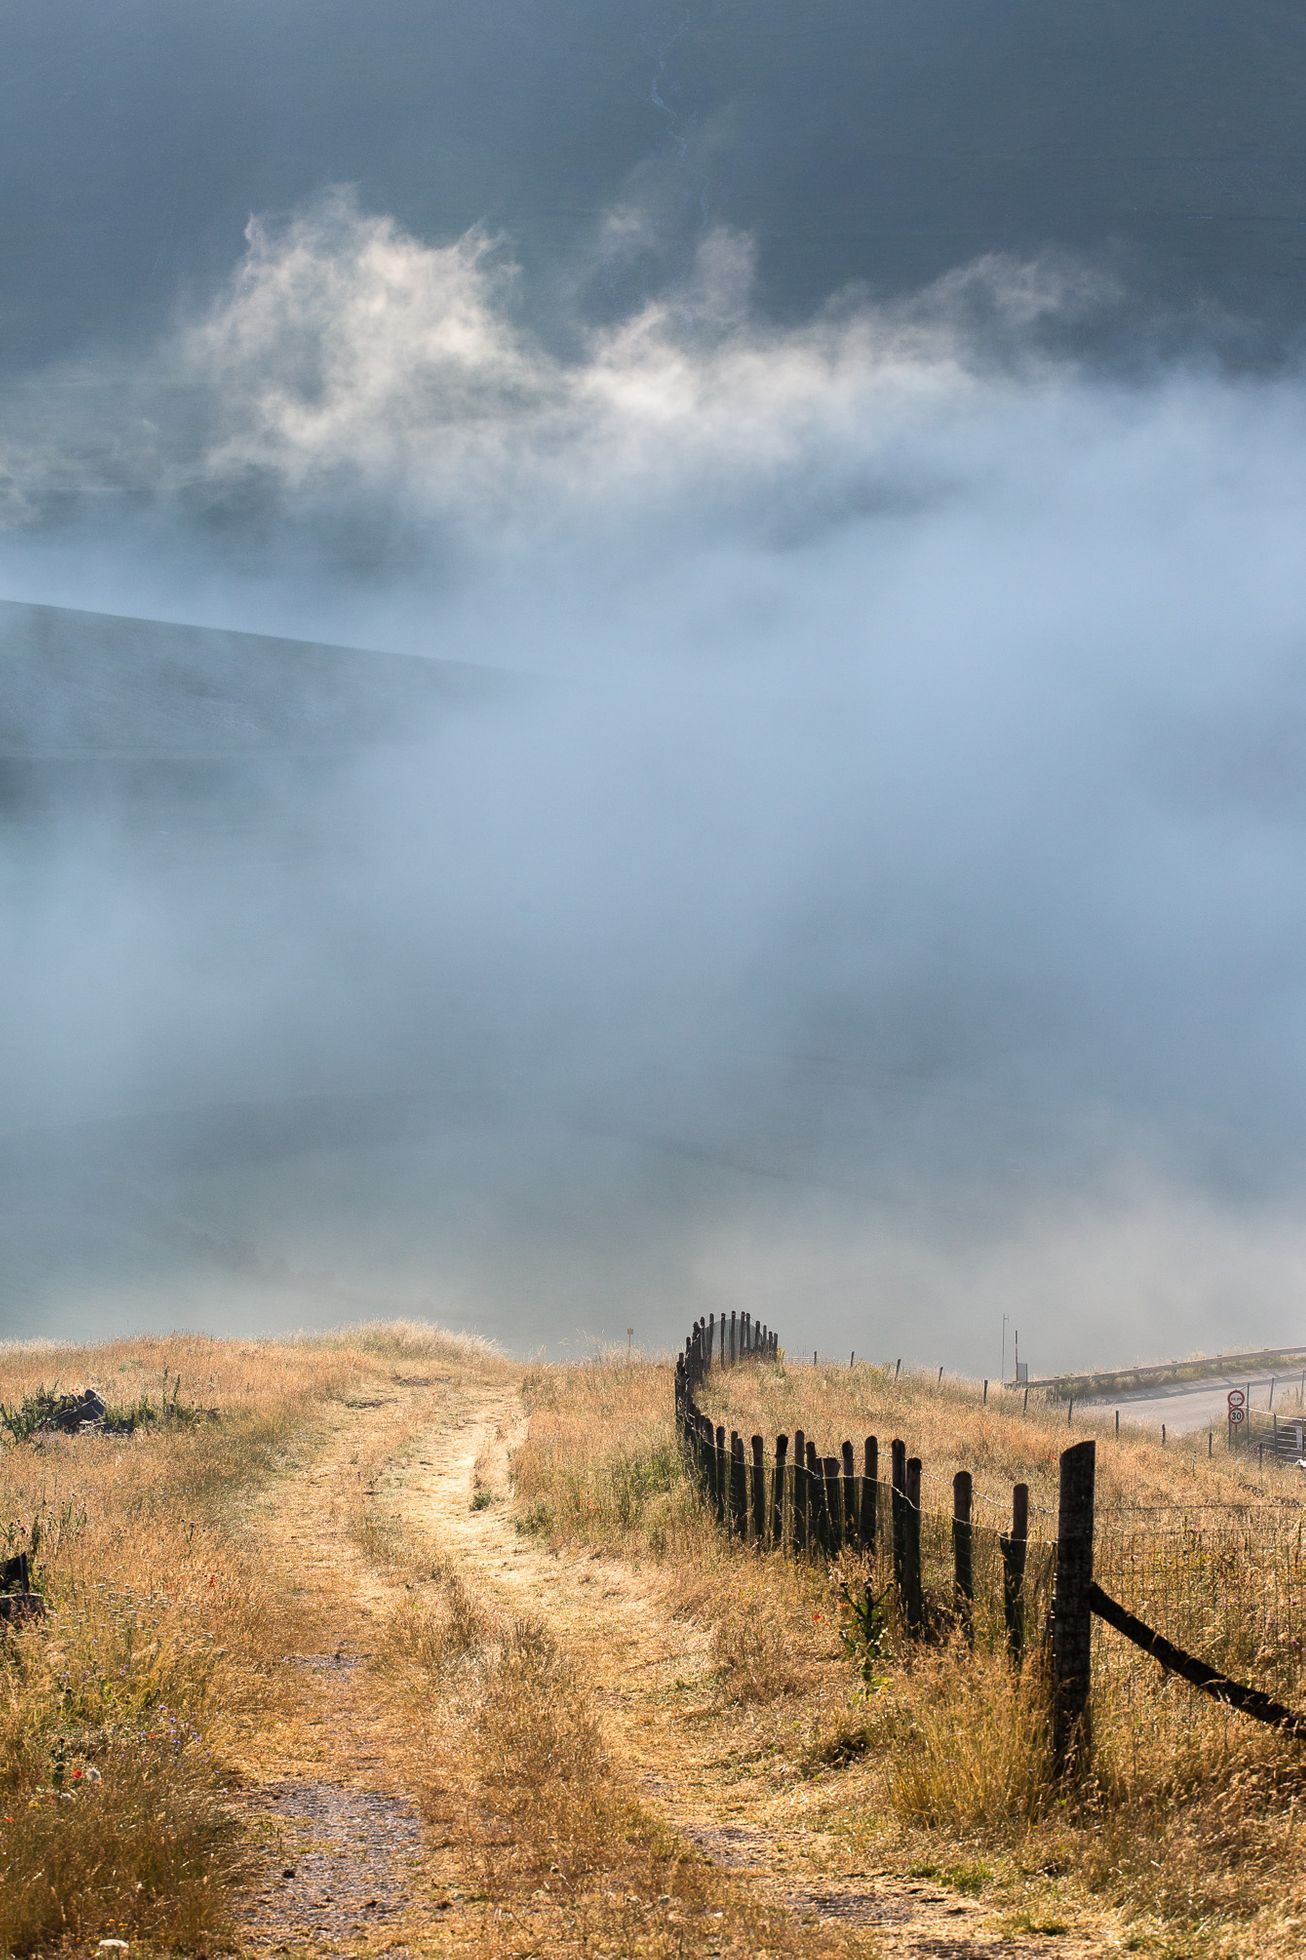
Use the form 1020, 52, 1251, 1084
818, 1458, 839, 1556
840, 1441, 856, 1549
1051, 1440, 1096, 1779
1001, 1482, 1029, 1663
904, 1456, 924, 1635
729, 1310, 737, 1365
708, 1311, 716, 1365
714, 1425, 728, 1525
751, 1434, 765, 1541
953, 1470, 974, 1644
772, 1434, 788, 1547
803, 1434, 823, 1552
793, 1428, 809, 1553
890, 1438, 907, 1607
730, 1432, 747, 1537
860, 1436, 878, 1551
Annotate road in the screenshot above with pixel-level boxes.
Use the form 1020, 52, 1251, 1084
1083, 1372, 1306, 1439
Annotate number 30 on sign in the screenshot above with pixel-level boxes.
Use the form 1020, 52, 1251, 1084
1227, 1388, 1247, 1425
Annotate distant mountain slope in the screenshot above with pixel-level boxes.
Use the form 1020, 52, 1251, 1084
0, 599, 505, 758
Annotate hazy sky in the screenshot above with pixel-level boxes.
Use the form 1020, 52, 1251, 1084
3, 5, 1306, 1370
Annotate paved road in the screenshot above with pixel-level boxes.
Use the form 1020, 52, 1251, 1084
1083, 1374, 1306, 1438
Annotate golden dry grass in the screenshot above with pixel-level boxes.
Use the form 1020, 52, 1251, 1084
358, 1421, 847, 1956
513, 1349, 1306, 1957
0, 1321, 488, 1956
5, 1321, 1303, 1957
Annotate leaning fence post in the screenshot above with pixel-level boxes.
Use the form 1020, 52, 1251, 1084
750, 1435, 765, 1541
860, 1436, 878, 1551
904, 1456, 924, 1635
1050, 1440, 1096, 1779
772, 1434, 788, 1546
952, 1470, 974, 1644
1001, 1481, 1029, 1663
793, 1428, 809, 1553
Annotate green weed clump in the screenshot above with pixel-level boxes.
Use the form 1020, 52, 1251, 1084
0, 1372, 209, 1444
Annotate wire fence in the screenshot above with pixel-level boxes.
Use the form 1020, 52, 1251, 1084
1095, 1504, 1306, 1709
674, 1313, 1306, 1774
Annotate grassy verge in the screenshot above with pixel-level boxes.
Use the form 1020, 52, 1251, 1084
0, 1328, 392, 1955
513, 1350, 1306, 1957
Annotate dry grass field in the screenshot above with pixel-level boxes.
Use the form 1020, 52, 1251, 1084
0, 1326, 1301, 1956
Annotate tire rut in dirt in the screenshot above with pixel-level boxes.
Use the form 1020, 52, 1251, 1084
239, 1779, 424, 1953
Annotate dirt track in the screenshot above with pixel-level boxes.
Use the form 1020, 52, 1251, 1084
233, 1371, 1112, 1956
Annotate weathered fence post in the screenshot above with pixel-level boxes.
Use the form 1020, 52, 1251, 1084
953, 1469, 974, 1645
904, 1456, 924, 1635
708, 1311, 716, 1365
751, 1434, 765, 1541
860, 1436, 878, 1551
890, 1438, 907, 1606
730, 1432, 747, 1537
793, 1427, 809, 1552
1050, 1440, 1096, 1779
1001, 1481, 1029, 1663
714, 1425, 728, 1525
729, 1310, 738, 1365
772, 1433, 788, 1546
841, 1441, 856, 1549
803, 1442, 823, 1544
822, 1457, 842, 1555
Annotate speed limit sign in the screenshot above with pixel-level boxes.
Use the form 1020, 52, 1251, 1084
1228, 1389, 1246, 1424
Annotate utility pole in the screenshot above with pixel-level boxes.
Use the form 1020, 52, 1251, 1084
1001, 1313, 1008, 1382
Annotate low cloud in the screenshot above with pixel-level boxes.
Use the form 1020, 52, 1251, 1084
2, 193, 1305, 1368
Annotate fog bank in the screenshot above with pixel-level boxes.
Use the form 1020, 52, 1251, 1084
3, 200, 1305, 1372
